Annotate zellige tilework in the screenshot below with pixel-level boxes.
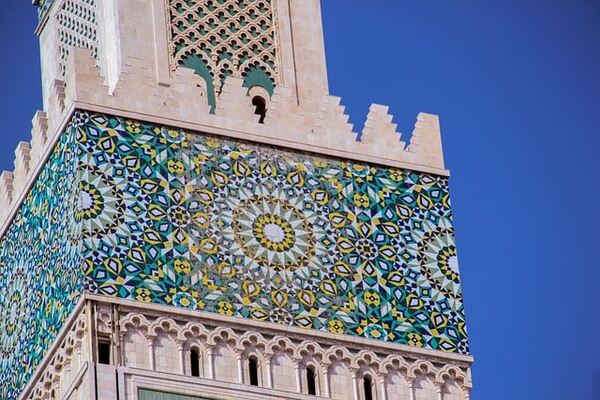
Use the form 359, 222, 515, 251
78, 112, 468, 354
0, 110, 469, 399
0, 126, 83, 400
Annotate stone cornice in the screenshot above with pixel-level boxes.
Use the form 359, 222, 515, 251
86, 293, 473, 366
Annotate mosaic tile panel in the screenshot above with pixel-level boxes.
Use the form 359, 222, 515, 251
0, 110, 469, 399
77, 112, 469, 354
0, 125, 83, 400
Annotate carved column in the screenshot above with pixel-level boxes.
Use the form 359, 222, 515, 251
322, 363, 331, 398
265, 355, 273, 389
294, 361, 302, 393
206, 349, 214, 380
379, 375, 388, 400
146, 335, 156, 371
351, 370, 359, 400
237, 354, 244, 384
177, 342, 185, 375
408, 379, 416, 400
75, 345, 82, 364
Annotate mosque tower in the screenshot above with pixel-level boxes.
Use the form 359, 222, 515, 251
0, 1, 473, 399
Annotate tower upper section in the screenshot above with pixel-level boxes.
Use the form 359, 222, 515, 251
0, 4, 472, 399
26, 0, 446, 184
34, 0, 329, 117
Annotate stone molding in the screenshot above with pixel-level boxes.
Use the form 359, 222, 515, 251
90, 294, 472, 365
118, 312, 472, 399
12, 142, 32, 197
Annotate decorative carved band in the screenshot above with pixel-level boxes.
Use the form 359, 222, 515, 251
118, 309, 472, 399
20, 299, 472, 400
23, 313, 88, 400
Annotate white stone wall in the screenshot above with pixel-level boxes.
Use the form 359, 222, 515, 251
386, 371, 411, 399
329, 361, 353, 400
414, 375, 439, 400
212, 343, 239, 384
96, 364, 118, 399
271, 352, 297, 392
153, 333, 180, 374
123, 327, 151, 370
443, 380, 464, 400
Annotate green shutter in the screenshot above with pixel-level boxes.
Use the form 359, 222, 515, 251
138, 389, 214, 400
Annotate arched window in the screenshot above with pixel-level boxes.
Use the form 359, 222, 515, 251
252, 96, 267, 124
249, 356, 259, 386
306, 365, 317, 395
363, 375, 374, 400
190, 348, 200, 377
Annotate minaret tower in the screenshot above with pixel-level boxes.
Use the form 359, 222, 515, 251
0, 1, 473, 399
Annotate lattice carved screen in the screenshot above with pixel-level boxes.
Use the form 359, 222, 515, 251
168, 0, 279, 92
57, 0, 98, 77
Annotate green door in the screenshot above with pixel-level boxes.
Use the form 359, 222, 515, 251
138, 389, 215, 400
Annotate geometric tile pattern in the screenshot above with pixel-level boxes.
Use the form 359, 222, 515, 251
0, 111, 469, 399
0, 126, 83, 400
182, 135, 468, 353
77, 112, 468, 355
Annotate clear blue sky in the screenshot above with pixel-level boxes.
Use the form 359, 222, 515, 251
1, 1, 599, 399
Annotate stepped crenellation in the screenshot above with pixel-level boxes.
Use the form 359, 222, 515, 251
0, 46, 446, 231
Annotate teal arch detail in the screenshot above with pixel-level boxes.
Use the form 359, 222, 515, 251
243, 66, 275, 97
179, 57, 276, 113
180, 54, 217, 113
